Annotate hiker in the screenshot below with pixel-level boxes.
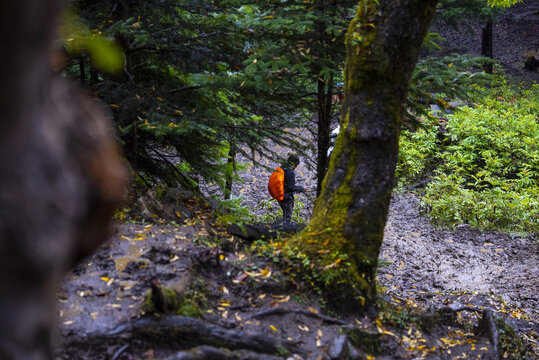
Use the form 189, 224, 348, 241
273, 154, 305, 224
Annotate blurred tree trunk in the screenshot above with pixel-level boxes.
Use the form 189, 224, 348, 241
0, 1, 126, 358
291, 0, 439, 309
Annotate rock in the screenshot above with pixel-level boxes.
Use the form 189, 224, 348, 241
137, 186, 197, 222
329, 335, 349, 359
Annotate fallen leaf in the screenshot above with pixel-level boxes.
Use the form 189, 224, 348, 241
270, 325, 278, 332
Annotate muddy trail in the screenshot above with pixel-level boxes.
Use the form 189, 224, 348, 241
53, 190, 538, 359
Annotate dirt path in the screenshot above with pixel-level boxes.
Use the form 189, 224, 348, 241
379, 194, 539, 340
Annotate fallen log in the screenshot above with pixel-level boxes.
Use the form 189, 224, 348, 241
227, 223, 305, 241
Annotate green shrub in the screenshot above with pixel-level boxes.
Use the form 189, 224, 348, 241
398, 81, 539, 233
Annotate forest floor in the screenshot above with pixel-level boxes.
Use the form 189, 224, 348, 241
53, 191, 538, 360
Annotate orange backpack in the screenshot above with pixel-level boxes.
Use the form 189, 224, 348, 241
268, 167, 285, 201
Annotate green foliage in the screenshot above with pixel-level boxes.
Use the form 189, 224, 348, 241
67, 0, 310, 193
407, 54, 495, 121
398, 80, 539, 233
60, 6, 124, 73
257, 198, 306, 224
437, 0, 502, 22
495, 317, 534, 359
214, 196, 255, 226
488, 0, 522, 7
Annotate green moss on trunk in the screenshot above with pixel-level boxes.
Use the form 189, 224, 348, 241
286, 0, 439, 311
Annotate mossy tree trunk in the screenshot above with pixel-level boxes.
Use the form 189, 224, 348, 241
290, 0, 439, 309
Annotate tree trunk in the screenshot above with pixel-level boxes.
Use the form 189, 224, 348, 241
0, 1, 126, 358
290, 0, 439, 309
224, 144, 236, 200
481, 19, 494, 74
316, 76, 333, 196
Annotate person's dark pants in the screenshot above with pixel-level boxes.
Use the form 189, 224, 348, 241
278, 198, 294, 223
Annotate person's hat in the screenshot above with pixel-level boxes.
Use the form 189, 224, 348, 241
287, 154, 300, 166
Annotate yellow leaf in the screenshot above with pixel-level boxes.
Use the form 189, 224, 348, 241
240, 81, 246, 87
481, 249, 488, 252
367, 356, 375, 360
298, 324, 309, 332
110, 104, 119, 108
270, 325, 278, 332
90, 312, 98, 319
157, 97, 164, 101
308, 307, 318, 314
101, 277, 110, 282
385, 274, 394, 279
219, 254, 225, 261
260, 267, 272, 278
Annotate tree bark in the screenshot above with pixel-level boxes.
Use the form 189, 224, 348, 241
224, 144, 237, 200
291, 0, 439, 309
316, 76, 334, 196
0, 1, 126, 358
481, 19, 494, 74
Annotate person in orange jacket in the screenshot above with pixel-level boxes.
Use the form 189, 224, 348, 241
278, 154, 305, 223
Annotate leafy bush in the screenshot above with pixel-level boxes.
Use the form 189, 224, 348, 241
257, 198, 307, 224
398, 80, 539, 233
214, 196, 255, 226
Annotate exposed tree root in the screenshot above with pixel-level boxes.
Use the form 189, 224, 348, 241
94, 315, 305, 356
249, 307, 347, 325
163, 345, 283, 360
477, 309, 501, 359
419, 305, 501, 359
